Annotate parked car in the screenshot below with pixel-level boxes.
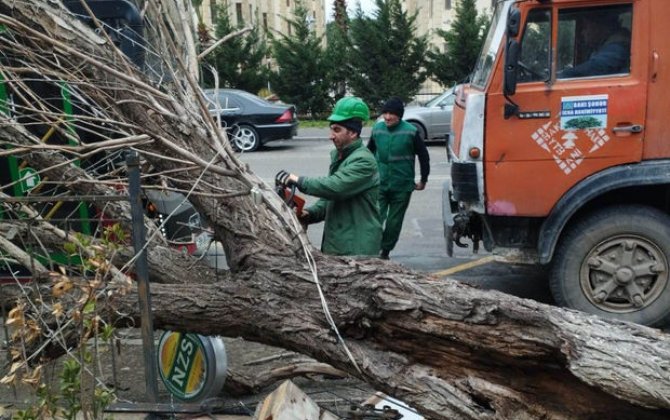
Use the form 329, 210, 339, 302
401, 86, 456, 142
204, 88, 298, 152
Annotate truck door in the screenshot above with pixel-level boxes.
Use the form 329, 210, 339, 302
484, 2, 646, 217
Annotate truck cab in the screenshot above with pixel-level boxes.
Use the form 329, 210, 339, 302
444, 0, 670, 326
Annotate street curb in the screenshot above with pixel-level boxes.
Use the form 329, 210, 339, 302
292, 127, 372, 142
292, 136, 326, 141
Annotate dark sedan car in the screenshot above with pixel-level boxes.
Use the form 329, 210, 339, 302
205, 88, 298, 152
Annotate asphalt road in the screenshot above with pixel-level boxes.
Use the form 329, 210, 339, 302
238, 128, 552, 304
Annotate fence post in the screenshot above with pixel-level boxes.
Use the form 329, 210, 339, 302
126, 151, 159, 403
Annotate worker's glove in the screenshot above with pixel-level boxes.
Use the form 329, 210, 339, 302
275, 170, 295, 187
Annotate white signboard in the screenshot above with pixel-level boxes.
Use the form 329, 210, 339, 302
560, 94, 608, 130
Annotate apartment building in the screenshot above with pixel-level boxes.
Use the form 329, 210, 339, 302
198, 0, 327, 39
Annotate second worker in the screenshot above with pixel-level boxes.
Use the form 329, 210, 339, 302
368, 97, 430, 260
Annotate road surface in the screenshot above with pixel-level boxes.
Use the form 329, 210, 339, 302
239, 130, 552, 304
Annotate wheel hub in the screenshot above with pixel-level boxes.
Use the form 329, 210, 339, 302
614, 267, 634, 284
581, 235, 668, 314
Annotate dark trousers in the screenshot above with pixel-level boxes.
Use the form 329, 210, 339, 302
379, 189, 413, 252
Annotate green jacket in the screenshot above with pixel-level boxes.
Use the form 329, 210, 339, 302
297, 138, 382, 256
369, 120, 430, 192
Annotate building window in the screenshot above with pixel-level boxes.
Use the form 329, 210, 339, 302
286, 0, 290, 7
263, 13, 268, 31
235, 3, 243, 25
445, 0, 451, 10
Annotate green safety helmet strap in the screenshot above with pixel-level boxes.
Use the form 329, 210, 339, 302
328, 96, 370, 122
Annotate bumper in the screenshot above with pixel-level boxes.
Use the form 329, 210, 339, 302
442, 174, 483, 256
442, 180, 455, 256
257, 122, 299, 143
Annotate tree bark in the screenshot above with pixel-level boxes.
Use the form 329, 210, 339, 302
1, 2, 669, 419
97, 261, 667, 420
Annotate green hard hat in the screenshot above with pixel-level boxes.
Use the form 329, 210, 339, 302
327, 96, 370, 122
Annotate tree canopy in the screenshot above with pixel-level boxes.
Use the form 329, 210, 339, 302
199, 0, 493, 116
269, 0, 331, 118
427, 0, 490, 87
348, 0, 429, 112
201, 5, 268, 94
323, 18, 351, 101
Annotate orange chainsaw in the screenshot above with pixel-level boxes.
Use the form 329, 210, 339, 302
275, 171, 305, 215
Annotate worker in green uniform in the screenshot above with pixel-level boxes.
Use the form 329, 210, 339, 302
275, 97, 382, 256
368, 97, 430, 260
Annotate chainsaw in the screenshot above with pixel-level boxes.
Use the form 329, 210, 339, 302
274, 174, 305, 216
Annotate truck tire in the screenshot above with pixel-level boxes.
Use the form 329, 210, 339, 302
550, 205, 670, 327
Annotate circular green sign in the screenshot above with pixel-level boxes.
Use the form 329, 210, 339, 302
157, 331, 227, 402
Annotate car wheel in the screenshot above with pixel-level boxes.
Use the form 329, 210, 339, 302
550, 205, 670, 326
410, 122, 427, 142
230, 124, 260, 152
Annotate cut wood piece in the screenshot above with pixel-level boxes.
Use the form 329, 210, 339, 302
253, 380, 336, 420
225, 360, 347, 396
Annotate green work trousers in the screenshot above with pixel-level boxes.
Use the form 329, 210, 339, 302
379, 189, 413, 252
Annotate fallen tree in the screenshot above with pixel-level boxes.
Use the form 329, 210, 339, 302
0, 1, 669, 419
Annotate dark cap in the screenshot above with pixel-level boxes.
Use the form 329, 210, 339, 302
332, 118, 363, 136
381, 97, 405, 119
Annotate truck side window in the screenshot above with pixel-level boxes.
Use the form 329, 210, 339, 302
518, 9, 551, 83
557, 5, 632, 79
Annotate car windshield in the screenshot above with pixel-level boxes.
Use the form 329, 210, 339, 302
425, 89, 454, 107
204, 89, 276, 109
234, 90, 276, 107
470, 1, 512, 89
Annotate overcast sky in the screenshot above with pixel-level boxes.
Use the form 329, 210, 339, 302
325, 0, 377, 21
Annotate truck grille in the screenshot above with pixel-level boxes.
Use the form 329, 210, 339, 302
451, 162, 479, 202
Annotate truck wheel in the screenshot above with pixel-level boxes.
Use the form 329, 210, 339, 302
550, 205, 670, 326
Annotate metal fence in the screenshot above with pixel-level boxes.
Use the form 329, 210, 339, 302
0, 153, 382, 418
0, 152, 161, 409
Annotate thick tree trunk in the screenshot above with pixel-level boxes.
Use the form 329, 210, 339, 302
1, 2, 669, 419
101, 261, 668, 419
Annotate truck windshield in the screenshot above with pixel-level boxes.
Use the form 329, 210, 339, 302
470, 1, 512, 89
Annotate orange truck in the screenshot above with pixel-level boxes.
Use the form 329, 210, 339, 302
444, 0, 670, 326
